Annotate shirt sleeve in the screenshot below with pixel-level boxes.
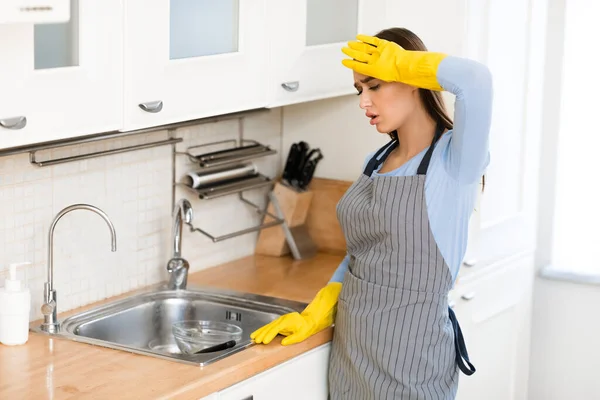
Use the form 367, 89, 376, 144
329, 253, 350, 283
436, 56, 493, 184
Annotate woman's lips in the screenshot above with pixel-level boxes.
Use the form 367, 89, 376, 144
366, 112, 379, 125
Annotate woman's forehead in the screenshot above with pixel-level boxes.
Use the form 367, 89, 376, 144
353, 71, 377, 83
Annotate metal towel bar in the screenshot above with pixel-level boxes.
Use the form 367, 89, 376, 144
29, 138, 182, 167
0, 108, 269, 158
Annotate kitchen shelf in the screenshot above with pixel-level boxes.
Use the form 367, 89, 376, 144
174, 136, 300, 258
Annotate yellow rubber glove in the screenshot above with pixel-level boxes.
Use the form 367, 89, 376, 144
341, 34, 447, 91
250, 282, 342, 346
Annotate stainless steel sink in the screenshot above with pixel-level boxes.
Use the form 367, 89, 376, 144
30, 284, 307, 366
32, 202, 308, 366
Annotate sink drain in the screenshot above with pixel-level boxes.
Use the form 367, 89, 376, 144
225, 310, 242, 322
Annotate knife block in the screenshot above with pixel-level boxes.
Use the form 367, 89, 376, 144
256, 181, 316, 258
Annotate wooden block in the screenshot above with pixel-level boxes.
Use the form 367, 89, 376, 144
274, 182, 314, 227
255, 181, 314, 257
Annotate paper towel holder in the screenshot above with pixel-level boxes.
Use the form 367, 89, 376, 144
175, 139, 302, 260
180, 139, 276, 168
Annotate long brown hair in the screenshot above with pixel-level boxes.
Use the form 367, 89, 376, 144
375, 27, 485, 191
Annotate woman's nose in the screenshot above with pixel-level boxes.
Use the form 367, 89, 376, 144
359, 93, 372, 109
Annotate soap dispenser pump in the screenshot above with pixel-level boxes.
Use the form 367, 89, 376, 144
0, 262, 31, 345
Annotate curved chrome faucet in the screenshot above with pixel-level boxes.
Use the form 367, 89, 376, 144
41, 204, 117, 333
166, 199, 193, 290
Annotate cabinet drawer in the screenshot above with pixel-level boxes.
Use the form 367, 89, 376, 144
218, 344, 331, 400
453, 256, 533, 323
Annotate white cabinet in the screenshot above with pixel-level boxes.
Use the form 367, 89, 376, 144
385, 0, 468, 56
384, 0, 470, 125
122, 0, 269, 131
199, 395, 219, 400
1, 0, 391, 148
460, 0, 541, 267
453, 254, 534, 400
217, 343, 331, 400
0, 0, 122, 150
265, 0, 386, 107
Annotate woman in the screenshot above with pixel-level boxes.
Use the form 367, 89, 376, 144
251, 27, 492, 400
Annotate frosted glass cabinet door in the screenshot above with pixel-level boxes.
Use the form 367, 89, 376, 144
123, 0, 268, 131
0, 0, 123, 150
266, 0, 386, 107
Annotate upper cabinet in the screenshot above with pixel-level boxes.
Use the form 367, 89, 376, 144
1, 0, 435, 150
122, 0, 269, 131
0, 0, 122, 149
265, 0, 387, 107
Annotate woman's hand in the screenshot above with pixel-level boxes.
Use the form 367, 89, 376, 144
250, 311, 316, 346
341, 34, 447, 91
251, 282, 342, 346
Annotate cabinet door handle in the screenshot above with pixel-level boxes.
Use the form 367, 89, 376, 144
240, 396, 253, 400
138, 100, 163, 113
281, 81, 299, 92
461, 292, 476, 301
462, 259, 477, 267
0, 116, 27, 130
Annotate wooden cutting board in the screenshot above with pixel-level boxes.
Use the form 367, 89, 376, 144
255, 177, 351, 257
305, 177, 351, 254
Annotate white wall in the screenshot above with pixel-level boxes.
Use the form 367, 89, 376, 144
0, 109, 282, 321
282, 95, 388, 181
529, 279, 600, 399
281, 93, 456, 182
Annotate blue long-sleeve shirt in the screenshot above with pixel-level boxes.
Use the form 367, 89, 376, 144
330, 55, 493, 284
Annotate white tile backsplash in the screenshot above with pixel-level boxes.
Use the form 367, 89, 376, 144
0, 109, 283, 321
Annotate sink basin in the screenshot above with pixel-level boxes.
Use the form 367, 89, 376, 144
30, 284, 307, 366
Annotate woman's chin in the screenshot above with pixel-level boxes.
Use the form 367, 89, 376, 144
374, 123, 391, 134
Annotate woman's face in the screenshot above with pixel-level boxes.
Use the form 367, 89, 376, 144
353, 71, 419, 134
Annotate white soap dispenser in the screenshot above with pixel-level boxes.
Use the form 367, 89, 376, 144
0, 262, 31, 345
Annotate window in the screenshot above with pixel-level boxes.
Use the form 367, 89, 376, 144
543, 0, 600, 276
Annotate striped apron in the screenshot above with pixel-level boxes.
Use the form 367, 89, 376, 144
328, 126, 475, 400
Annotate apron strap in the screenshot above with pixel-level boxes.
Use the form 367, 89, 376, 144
416, 123, 446, 175
364, 123, 445, 177
448, 306, 477, 376
363, 139, 398, 176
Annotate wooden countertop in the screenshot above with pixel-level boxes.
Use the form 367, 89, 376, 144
0, 252, 344, 400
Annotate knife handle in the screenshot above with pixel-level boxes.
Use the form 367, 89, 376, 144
193, 340, 237, 354
282, 143, 300, 182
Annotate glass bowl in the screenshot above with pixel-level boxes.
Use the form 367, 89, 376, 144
172, 320, 243, 354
